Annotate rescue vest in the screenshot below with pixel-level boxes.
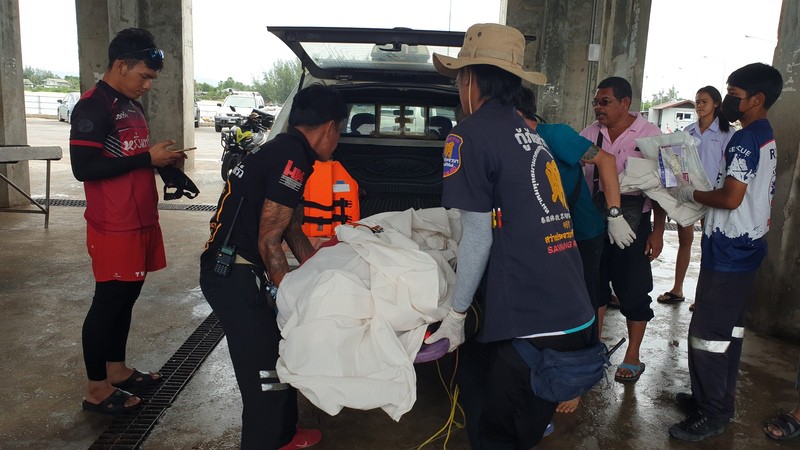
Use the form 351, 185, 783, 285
302, 161, 360, 237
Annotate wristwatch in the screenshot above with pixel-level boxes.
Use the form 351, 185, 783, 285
607, 206, 622, 218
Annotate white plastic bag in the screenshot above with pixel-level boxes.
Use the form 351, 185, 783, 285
635, 132, 712, 191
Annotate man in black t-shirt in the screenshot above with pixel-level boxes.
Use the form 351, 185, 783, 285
200, 85, 347, 450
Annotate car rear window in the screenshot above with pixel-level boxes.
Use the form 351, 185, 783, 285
344, 104, 456, 139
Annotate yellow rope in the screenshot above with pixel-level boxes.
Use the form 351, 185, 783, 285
416, 351, 466, 449
417, 303, 480, 449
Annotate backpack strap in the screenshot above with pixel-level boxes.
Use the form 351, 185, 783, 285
592, 131, 604, 194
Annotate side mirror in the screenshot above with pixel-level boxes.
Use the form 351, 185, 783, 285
57, 100, 64, 104
217, 102, 222, 107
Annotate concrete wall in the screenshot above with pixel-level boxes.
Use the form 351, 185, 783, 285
505, 0, 652, 129
0, 0, 30, 207
751, 0, 800, 339
75, 0, 195, 169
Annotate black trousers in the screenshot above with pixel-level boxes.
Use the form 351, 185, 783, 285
200, 261, 297, 450
597, 211, 654, 321
82, 280, 144, 381
458, 328, 595, 450
577, 233, 605, 312
688, 268, 755, 421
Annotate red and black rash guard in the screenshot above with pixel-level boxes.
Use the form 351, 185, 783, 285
69, 81, 158, 233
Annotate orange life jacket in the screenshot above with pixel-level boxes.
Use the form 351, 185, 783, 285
302, 161, 360, 237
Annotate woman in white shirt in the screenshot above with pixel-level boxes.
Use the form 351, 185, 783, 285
657, 86, 733, 306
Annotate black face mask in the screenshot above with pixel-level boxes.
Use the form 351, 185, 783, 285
721, 95, 744, 122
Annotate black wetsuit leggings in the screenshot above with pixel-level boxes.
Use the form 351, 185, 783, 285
82, 280, 144, 381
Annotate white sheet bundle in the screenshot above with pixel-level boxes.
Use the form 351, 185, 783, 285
275, 207, 460, 421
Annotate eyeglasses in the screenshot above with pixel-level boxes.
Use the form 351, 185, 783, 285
591, 98, 616, 107
119, 48, 165, 63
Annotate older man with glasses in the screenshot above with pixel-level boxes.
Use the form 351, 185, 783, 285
579, 76, 665, 383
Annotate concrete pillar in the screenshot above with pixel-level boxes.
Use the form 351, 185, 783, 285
139, 0, 195, 169
750, 1, 800, 339
75, 0, 110, 92
0, 0, 30, 207
75, 0, 195, 169
504, 0, 652, 129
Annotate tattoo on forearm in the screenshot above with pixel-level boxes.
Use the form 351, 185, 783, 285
581, 144, 601, 162
258, 200, 294, 284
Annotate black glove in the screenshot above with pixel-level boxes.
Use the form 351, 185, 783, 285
157, 166, 200, 200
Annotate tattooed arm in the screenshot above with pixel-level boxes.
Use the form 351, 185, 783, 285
583, 144, 621, 210
283, 203, 315, 264
258, 199, 295, 286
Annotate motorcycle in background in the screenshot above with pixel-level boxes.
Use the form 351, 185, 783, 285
220, 109, 274, 181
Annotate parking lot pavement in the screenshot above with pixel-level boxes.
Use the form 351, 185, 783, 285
2, 117, 798, 449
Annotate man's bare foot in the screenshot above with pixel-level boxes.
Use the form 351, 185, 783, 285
556, 396, 581, 413
764, 408, 800, 440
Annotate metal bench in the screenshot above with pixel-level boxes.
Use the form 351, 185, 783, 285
0, 145, 63, 228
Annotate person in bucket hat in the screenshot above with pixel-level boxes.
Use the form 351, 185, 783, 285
424, 23, 597, 449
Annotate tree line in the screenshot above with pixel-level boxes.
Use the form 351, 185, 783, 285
641, 86, 684, 111
24, 58, 302, 105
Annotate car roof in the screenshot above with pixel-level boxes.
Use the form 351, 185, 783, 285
267, 26, 465, 84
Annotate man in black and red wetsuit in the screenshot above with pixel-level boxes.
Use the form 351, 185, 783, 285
70, 27, 186, 415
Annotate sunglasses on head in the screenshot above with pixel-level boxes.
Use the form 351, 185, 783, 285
119, 48, 165, 63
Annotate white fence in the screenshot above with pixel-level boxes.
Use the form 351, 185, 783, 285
25, 91, 69, 116
23, 94, 270, 124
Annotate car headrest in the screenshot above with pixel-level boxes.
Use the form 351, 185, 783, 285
429, 116, 453, 138
349, 113, 375, 135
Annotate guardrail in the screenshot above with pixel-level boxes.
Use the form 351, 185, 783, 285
24, 92, 67, 116
23, 94, 274, 123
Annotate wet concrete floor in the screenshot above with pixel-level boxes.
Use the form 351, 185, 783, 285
1, 118, 798, 449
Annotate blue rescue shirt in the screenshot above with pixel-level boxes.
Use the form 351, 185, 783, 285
442, 100, 594, 343
701, 119, 777, 272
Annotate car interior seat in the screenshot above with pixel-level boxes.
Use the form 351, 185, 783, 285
429, 116, 453, 139
349, 113, 375, 135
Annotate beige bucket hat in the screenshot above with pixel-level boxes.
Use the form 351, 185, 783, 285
433, 23, 546, 85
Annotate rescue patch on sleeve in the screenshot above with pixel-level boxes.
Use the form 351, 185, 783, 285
443, 134, 463, 178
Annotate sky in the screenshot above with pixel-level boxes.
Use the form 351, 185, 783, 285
18, 0, 783, 101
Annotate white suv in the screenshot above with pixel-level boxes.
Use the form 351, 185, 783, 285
214, 92, 265, 132
267, 26, 463, 218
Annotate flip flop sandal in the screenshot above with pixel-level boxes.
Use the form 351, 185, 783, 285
112, 368, 163, 392
82, 388, 141, 415
614, 362, 645, 383
764, 412, 800, 440
657, 292, 685, 304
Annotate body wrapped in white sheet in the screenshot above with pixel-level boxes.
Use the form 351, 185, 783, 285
275, 207, 460, 421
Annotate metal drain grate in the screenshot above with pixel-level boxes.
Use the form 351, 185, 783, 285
89, 312, 226, 450
44, 198, 88, 207
35, 198, 217, 212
